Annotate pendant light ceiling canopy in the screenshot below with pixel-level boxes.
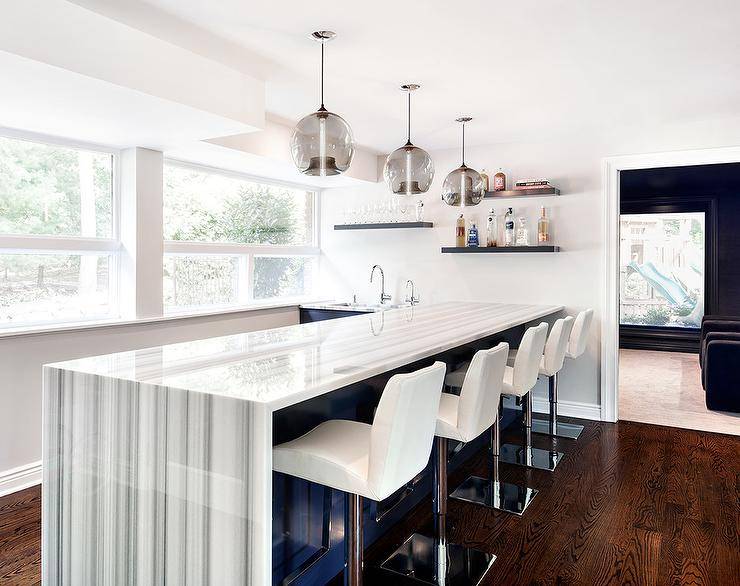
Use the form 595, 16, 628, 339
383, 84, 434, 195
290, 31, 355, 177
441, 117, 484, 207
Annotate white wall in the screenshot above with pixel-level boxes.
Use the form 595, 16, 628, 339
319, 117, 740, 416
0, 306, 298, 496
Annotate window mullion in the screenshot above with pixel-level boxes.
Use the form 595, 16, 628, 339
246, 253, 255, 303
237, 255, 250, 304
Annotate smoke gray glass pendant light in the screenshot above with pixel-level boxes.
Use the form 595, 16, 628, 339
290, 31, 355, 176
383, 84, 434, 195
441, 117, 484, 207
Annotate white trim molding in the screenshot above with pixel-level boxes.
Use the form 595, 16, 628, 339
0, 235, 120, 253
601, 145, 740, 424
0, 460, 42, 497
532, 398, 602, 421
164, 241, 320, 257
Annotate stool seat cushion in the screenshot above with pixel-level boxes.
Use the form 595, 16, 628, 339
444, 362, 469, 388
435, 393, 465, 442
274, 419, 375, 499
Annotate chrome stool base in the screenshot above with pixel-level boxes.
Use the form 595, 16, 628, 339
531, 417, 584, 440
380, 532, 495, 586
451, 476, 538, 516
498, 443, 564, 472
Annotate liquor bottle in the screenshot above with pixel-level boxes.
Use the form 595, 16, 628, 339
504, 207, 514, 246
455, 214, 466, 247
537, 206, 550, 243
480, 169, 490, 192
415, 200, 424, 222
467, 221, 480, 247
516, 216, 530, 246
486, 208, 497, 247
537, 206, 550, 244
493, 168, 507, 192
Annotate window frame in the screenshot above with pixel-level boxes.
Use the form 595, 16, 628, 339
619, 197, 718, 353
0, 128, 122, 330
162, 159, 321, 314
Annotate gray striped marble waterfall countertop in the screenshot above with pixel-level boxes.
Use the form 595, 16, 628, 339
48, 302, 562, 411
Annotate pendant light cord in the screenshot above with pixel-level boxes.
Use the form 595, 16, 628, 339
461, 121, 466, 166
407, 91, 412, 144
320, 42, 325, 109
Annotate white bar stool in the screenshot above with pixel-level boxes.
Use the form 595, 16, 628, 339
273, 362, 446, 586
500, 319, 570, 472
447, 340, 541, 517
381, 343, 509, 584
531, 309, 594, 439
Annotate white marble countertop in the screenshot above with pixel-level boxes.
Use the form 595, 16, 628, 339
48, 301, 563, 410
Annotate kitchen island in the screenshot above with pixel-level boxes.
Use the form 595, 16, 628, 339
43, 301, 562, 585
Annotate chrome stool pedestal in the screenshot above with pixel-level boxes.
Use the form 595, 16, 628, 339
381, 437, 495, 585
531, 373, 584, 440
451, 411, 538, 516
499, 393, 564, 472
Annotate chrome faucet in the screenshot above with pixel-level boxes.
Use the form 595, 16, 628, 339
405, 279, 419, 305
370, 265, 392, 305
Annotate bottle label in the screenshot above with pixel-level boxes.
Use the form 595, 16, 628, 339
494, 174, 506, 191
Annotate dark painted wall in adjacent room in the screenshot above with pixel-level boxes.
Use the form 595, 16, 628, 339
621, 163, 740, 315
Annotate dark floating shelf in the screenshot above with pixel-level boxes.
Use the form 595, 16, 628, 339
484, 187, 560, 198
441, 245, 560, 253
334, 222, 434, 230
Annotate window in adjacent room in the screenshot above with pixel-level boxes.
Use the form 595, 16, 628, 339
0, 133, 118, 329
619, 212, 705, 328
162, 162, 318, 313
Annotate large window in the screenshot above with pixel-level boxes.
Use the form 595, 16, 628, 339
0, 134, 118, 329
619, 212, 705, 328
163, 162, 318, 313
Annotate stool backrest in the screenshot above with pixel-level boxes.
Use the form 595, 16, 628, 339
512, 322, 549, 393
368, 361, 446, 500
567, 309, 594, 359
457, 342, 509, 442
541, 316, 575, 376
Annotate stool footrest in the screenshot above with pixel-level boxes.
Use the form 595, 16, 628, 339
380, 533, 495, 585
451, 476, 538, 516
499, 443, 564, 471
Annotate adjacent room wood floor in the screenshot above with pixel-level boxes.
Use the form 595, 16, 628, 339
1, 420, 738, 586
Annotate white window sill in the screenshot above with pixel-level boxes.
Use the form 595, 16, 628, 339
0, 297, 329, 340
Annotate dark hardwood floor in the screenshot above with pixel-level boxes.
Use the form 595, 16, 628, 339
1, 420, 738, 586
0, 485, 41, 586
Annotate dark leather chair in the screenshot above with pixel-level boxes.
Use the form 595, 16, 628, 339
700, 316, 740, 413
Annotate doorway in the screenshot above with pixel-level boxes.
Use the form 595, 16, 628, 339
601, 149, 740, 432
611, 161, 740, 434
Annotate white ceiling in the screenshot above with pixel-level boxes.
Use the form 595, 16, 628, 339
72, 0, 740, 153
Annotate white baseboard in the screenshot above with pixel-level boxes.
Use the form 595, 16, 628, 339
532, 398, 602, 421
0, 461, 42, 497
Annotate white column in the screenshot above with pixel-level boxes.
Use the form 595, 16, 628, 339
120, 147, 164, 319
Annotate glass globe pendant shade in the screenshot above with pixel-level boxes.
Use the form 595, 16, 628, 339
441, 164, 484, 206
384, 143, 434, 195
384, 83, 434, 195
291, 30, 355, 177
290, 108, 355, 176
441, 116, 484, 207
